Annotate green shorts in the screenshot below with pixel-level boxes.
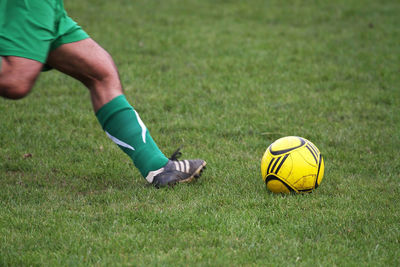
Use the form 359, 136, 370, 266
0, 0, 89, 64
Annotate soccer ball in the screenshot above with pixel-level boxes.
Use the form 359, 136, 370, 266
261, 136, 324, 193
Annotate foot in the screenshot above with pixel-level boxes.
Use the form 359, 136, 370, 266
146, 148, 206, 188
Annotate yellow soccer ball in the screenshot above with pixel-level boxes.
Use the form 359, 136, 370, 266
261, 136, 324, 193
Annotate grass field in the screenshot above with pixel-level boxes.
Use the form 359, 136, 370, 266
1, 0, 400, 265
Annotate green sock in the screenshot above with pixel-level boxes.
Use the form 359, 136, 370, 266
96, 95, 168, 177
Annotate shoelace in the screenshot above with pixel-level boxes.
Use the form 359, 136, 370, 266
169, 147, 183, 161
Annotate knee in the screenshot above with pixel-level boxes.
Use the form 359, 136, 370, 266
83, 67, 122, 99
0, 81, 33, 99
85, 63, 120, 88
0, 56, 40, 100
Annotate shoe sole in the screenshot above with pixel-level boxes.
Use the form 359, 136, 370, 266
177, 161, 207, 184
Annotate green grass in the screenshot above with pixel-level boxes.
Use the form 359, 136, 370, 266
1, 0, 400, 265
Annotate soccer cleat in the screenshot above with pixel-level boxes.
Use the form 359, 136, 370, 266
146, 148, 206, 188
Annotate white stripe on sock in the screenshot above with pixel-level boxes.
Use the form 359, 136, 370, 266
134, 110, 147, 143
106, 131, 135, 151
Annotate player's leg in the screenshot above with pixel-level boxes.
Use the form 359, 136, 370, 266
0, 56, 43, 99
0, 0, 54, 99
46, 38, 168, 176
46, 38, 206, 186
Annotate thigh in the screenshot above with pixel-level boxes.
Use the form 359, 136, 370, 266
46, 38, 123, 111
46, 38, 120, 86
0, 56, 43, 77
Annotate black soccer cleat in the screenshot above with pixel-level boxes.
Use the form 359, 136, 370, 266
146, 148, 206, 188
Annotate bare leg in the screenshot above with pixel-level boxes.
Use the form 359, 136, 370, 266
46, 38, 123, 112
0, 56, 43, 99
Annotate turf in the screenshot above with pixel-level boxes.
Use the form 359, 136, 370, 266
1, 0, 400, 265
